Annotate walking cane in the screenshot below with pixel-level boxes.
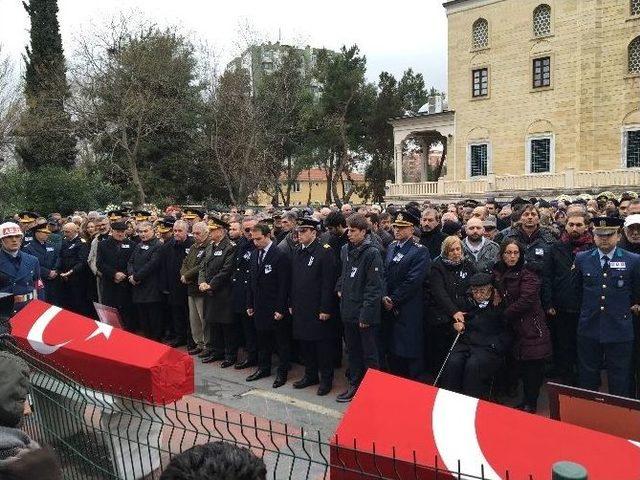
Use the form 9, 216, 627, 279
433, 331, 462, 387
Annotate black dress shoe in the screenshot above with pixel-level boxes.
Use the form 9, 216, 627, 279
234, 359, 257, 370
197, 349, 211, 358
336, 385, 358, 403
293, 377, 319, 389
317, 384, 332, 396
246, 370, 270, 382
202, 353, 224, 362
272, 374, 287, 388
220, 360, 235, 368
187, 347, 203, 356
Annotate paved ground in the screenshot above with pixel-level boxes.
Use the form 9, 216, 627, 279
188, 350, 351, 440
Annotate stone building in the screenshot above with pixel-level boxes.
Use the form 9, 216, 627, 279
388, 0, 640, 201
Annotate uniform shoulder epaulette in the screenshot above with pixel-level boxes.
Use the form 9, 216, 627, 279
323, 244, 331, 249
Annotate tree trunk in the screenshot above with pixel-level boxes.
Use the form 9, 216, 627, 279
433, 139, 447, 180
306, 169, 312, 205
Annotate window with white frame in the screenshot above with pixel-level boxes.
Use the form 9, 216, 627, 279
293, 181, 301, 192
533, 5, 552, 37
472, 68, 489, 97
632, 0, 640, 16
472, 19, 489, 49
469, 143, 489, 177
626, 129, 640, 168
630, 37, 640, 74
528, 136, 553, 173
533, 57, 551, 88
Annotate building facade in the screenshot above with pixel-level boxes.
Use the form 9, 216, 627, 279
388, 0, 640, 200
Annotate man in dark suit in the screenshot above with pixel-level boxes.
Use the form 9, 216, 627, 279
57, 222, 90, 315
246, 222, 291, 388
127, 222, 163, 340
97, 221, 136, 331
290, 217, 338, 396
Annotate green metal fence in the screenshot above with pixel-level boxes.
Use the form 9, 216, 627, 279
10, 344, 585, 480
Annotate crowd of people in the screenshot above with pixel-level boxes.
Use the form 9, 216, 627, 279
1, 190, 640, 412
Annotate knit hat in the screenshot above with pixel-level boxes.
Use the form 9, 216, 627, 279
0, 352, 29, 429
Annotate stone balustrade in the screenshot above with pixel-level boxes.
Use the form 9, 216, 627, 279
386, 168, 640, 199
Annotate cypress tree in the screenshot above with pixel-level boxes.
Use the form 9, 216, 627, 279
17, 0, 76, 170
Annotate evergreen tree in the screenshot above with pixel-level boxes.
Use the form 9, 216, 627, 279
17, 0, 76, 170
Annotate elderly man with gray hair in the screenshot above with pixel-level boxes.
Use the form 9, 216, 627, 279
180, 222, 212, 355
58, 222, 90, 315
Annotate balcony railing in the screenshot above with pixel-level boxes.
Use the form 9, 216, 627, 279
387, 168, 639, 198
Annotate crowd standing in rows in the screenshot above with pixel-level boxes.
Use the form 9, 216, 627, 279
1, 190, 640, 410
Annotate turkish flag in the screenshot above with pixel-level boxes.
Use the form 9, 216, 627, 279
10, 300, 193, 404
331, 370, 640, 480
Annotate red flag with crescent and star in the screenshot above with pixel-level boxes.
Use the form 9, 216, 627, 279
10, 300, 194, 404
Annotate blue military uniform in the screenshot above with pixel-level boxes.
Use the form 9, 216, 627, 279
573, 220, 640, 397
0, 249, 41, 313
383, 209, 431, 379
22, 235, 59, 303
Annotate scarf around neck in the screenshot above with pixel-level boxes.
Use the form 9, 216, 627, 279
560, 231, 593, 255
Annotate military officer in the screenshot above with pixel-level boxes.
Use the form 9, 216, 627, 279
97, 221, 136, 331
290, 217, 338, 396
57, 222, 90, 315
17, 212, 38, 246
198, 217, 237, 366
127, 221, 163, 340
182, 208, 205, 230
0, 222, 41, 313
573, 216, 640, 397
22, 218, 59, 303
157, 217, 175, 243
382, 209, 431, 380
231, 217, 258, 369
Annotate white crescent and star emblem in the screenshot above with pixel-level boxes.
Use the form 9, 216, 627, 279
27, 306, 114, 355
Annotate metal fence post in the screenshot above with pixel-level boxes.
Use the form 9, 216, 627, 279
552, 461, 588, 480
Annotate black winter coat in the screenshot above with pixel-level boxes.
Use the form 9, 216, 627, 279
199, 236, 236, 325
336, 239, 384, 326
247, 243, 290, 331
542, 239, 592, 312
231, 236, 254, 314
504, 227, 555, 273
159, 236, 194, 306
459, 296, 511, 354
419, 228, 446, 260
97, 236, 134, 310
127, 238, 162, 304
290, 239, 338, 341
428, 257, 477, 326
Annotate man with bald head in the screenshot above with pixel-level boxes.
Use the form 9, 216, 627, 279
58, 222, 90, 314
462, 217, 499, 273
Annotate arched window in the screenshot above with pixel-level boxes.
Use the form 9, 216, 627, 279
533, 4, 552, 37
632, 0, 640, 17
472, 18, 489, 49
630, 36, 640, 74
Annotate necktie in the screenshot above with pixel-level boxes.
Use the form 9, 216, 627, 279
258, 249, 264, 266
601, 255, 610, 272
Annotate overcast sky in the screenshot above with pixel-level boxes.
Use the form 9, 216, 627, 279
0, 0, 448, 91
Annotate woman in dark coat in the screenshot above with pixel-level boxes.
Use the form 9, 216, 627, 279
493, 238, 552, 413
428, 235, 477, 377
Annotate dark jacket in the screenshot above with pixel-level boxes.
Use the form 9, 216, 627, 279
180, 237, 211, 297
459, 295, 511, 354
22, 239, 58, 302
247, 242, 291, 331
336, 238, 384, 326
159, 236, 194, 306
619, 235, 640, 255
428, 257, 476, 326
57, 235, 88, 285
384, 239, 430, 358
96, 236, 134, 310
419, 228, 446, 260
493, 263, 551, 361
231, 236, 254, 314
199, 236, 237, 325
127, 238, 162, 304
542, 238, 592, 312
290, 239, 338, 341
504, 226, 556, 273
